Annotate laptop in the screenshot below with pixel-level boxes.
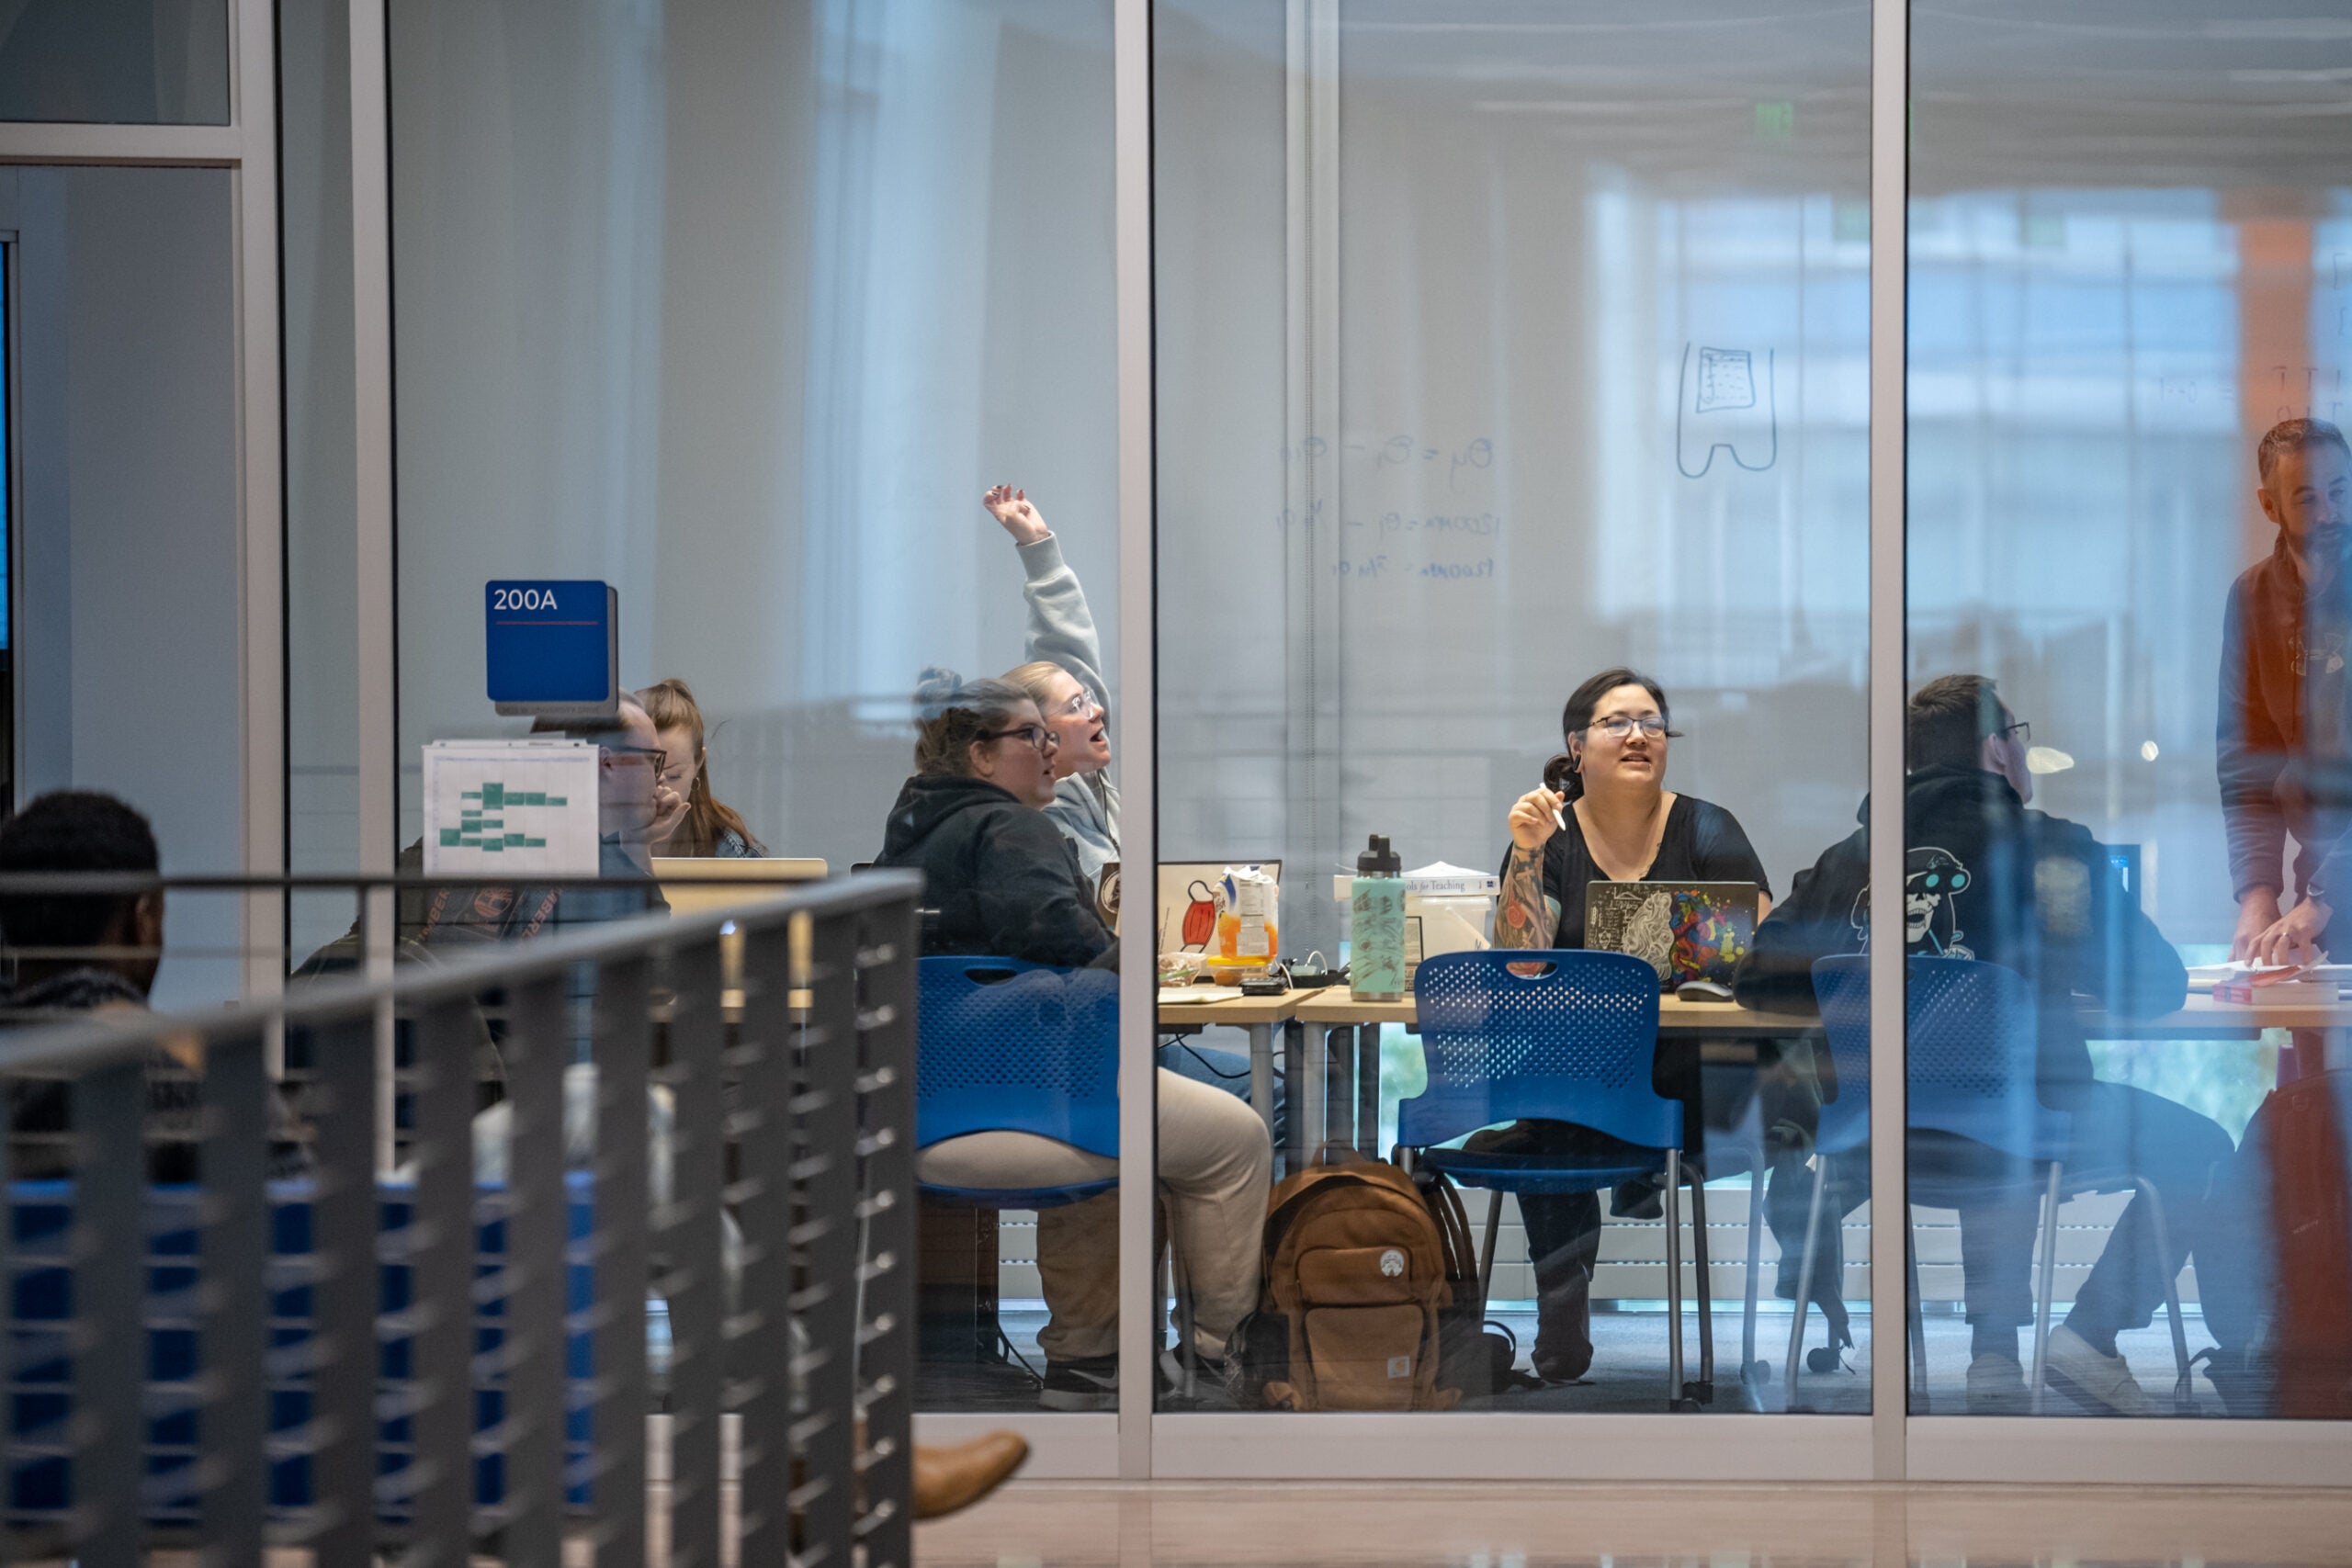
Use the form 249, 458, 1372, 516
1583, 880, 1759, 989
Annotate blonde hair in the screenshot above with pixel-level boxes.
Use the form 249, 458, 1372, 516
633, 678, 766, 856
1001, 660, 1073, 713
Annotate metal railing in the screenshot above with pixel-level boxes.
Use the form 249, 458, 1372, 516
0, 869, 922, 1567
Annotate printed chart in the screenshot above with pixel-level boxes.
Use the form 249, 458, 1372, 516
421, 740, 601, 875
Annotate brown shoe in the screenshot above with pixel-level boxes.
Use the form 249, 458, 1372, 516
913, 1431, 1029, 1519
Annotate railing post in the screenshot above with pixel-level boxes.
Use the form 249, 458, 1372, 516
793, 911, 861, 1564
405, 998, 482, 1563
199, 1031, 273, 1564
854, 895, 919, 1568
591, 955, 653, 1566
499, 971, 571, 1567
69, 1058, 146, 1568
730, 918, 797, 1566
301, 1015, 379, 1567
657, 939, 727, 1568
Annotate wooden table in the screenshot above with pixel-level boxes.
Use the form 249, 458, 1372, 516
1155, 989, 1306, 1137
1275, 987, 2352, 1168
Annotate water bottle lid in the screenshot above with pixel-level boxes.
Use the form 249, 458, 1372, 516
1357, 834, 1401, 874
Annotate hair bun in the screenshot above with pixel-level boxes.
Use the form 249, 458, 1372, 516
1541, 752, 1577, 794
912, 666, 967, 723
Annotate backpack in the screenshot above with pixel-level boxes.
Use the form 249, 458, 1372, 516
1229, 1152, 1457, 1410
2195, 1069, 2352, 1417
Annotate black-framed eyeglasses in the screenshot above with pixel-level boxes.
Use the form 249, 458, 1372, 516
1587, 715, 1678, 742
601, 743, 668, 775
1997, 718, 2031, 745
979, 724, 1058, 752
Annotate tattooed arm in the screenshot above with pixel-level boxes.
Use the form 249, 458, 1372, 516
1496, 786, 1565, 949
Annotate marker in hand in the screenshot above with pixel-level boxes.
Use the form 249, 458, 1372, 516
1547, 794, 1566, 834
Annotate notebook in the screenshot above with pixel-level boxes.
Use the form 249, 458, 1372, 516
1582, 880, 1759, 989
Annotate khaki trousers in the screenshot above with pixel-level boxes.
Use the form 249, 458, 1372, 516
916, 1066, 1272, 1361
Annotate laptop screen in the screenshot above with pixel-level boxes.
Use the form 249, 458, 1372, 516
1582, 880, 1759, 988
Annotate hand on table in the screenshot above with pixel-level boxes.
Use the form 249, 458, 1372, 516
983, 484, 1050, 546
2241, 890, 2330, 971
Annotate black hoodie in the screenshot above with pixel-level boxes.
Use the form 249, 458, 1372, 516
875, 773, 1114, 968
1732, 765, 2187, 1103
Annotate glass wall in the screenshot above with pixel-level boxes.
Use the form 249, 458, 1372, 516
383, 0, 1117, 1413
1154, 0, 1871, 1415
1909, 0, 2351, 1418
4, 165, 245, 1007
0, 1, 228, 124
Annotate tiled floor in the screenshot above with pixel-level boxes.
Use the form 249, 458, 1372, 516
922, 1302, 2220, 1416
916, 1480, 2352, 1566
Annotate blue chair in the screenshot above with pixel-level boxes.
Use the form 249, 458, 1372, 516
914, 955, 1138, 1376
1395, 949, 1713, 1409
914, 956, 1120, 1203
1793, 955, 2191, 1414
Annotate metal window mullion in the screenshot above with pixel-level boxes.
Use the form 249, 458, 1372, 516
657, 941, 726, 1568
198, 1032, 272, 1562
1113, 0, 1159, 1482
1865, 0, 1911, 1481
500, 972, 571, 1565
69, 1059, 146, 1568
349, 0, 399, 897
405, 998, 480, 1562
591, 956, 653, 1566
234, 0, 284, 1004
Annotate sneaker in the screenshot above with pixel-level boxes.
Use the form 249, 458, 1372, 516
2041, 1325, 2152, 1416
1965, 1352, 2030, 1415
1038, 1352, 1118, 1412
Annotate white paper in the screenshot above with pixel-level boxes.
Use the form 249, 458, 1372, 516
422, 740, 602, 876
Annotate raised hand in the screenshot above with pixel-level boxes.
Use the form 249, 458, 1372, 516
1507, 785, 1566, 854
983, 484, 1050, 546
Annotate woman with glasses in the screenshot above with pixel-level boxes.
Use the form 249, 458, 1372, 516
877, 670, 1270, 1410
1485, 666, 1772, 1384
986, 485, 1121, 891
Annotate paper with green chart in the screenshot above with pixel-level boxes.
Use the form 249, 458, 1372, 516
421, 739, 602, 875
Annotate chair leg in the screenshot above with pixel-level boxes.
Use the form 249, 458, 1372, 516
2030, 1160, 2064, 1416
1689, 1169, 1715, 1400
1784, 1153, 1831, 1412
2132, 1176, 2195, 1413
1665, 1148, 1688, 1408
1742, 1163, 1765, 1383
1478, 1190, 1502, 1303
1906, 1218, 1928, 1412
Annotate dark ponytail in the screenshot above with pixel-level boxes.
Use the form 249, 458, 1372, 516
1549, 667, 1673, 803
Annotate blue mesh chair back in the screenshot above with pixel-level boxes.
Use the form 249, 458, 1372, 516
1811, 953, 2066, 1162
1398, 949, 1678, 1152
916, 955, 1120, 1160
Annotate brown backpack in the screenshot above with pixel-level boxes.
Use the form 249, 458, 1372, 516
1234, 1154, 1468, 1411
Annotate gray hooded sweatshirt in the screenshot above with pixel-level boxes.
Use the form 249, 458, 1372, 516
1017, 533, 1122, 885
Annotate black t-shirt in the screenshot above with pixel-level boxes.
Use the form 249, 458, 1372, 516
1498, 793, 1771, 948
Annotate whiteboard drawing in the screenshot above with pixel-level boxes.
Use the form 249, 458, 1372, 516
1677, 342, 1778, 477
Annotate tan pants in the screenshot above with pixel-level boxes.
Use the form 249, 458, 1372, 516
916, 1067, 1271, 1361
